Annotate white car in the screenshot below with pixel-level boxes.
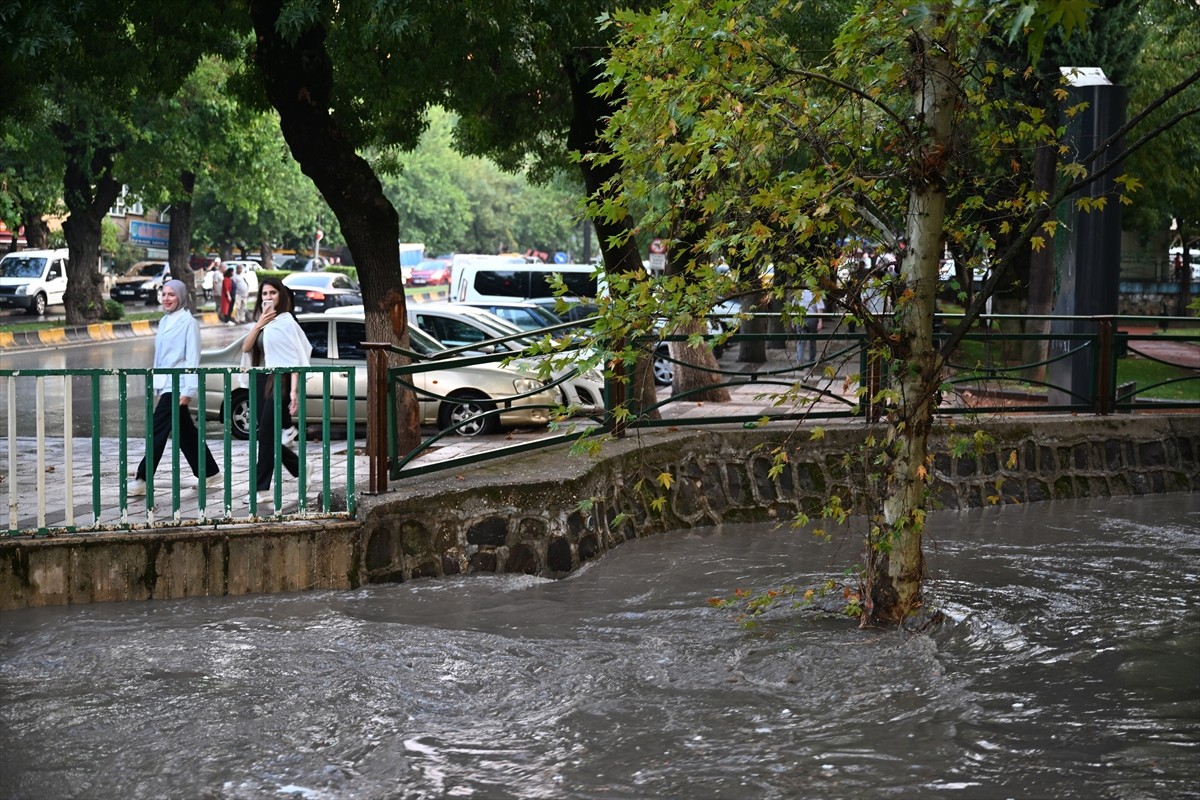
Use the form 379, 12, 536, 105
409, 302, 606, 409
199, 313, 560, 438
0, 249, 69, 315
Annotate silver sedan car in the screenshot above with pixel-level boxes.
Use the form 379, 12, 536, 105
199, 312, 560, 438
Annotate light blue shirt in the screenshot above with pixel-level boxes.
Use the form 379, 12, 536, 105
153, 309, 201, 398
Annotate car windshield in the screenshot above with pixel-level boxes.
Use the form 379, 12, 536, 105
0, 257, 46, 278
284, 275, 329, 288
472, 314, 535, 348
138, 264, 165, 277
284, 274, 335, 289
406, 326, 447, 357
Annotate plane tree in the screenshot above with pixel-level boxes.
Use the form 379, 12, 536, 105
191, 111, 340, 264
593, 0, 1200, 626
0, 0, 241, 324
0, 121, 63, 251
1122, 0, 1200, 308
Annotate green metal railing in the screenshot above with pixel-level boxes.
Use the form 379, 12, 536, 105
2, 365, 356, 536
363, 314, 1198, 490
5, 314, 1195, 534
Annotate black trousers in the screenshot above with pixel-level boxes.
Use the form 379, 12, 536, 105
254, 373, 299, 491
135, 394, 219, 481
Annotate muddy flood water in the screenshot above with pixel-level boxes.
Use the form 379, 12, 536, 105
1, 493, 1197, 799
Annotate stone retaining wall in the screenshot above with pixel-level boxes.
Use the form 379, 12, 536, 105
2, 415, 1196, 610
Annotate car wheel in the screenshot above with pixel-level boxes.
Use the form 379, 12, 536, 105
29, 293, 47, 316
438, 392, 501, 436
653, 344, 674, 386
226, 391, 251, 440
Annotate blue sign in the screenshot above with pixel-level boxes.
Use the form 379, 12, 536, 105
129, 220, 170, 248
553, 251, 568, 264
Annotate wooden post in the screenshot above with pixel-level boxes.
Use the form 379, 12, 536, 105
363, 342, 390, 493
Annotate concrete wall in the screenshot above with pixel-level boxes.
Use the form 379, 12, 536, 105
2, 415, 1196, 610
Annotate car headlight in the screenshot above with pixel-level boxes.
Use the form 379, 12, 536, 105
14, 284, 29, 295
141, 280, 155, 290
512, 378, 541, 394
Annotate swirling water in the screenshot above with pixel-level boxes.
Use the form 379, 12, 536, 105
1, 494, 1197, 800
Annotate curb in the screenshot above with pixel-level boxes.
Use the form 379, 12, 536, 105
0, 318, 163, 350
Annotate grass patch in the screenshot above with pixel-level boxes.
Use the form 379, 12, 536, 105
949, 338, 1197, 401
1116, 358, 1199, 401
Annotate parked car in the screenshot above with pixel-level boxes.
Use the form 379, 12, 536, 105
409, 302, 605, 409
199, 313, 558, 438
452, 300, 566, 332
281, 271, 363, 314
0, 249, 69, 315
524, 296, 731, 386
408, 258, 452, 287
277, 255, 331, 272
111, 261, 170, 305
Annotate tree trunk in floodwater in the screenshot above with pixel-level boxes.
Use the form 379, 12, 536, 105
863, 9, 956, 627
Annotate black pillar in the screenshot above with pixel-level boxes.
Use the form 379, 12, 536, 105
1048, 74, 1127, 408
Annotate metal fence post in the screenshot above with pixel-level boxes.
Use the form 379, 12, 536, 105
1095, 316, 1115, 415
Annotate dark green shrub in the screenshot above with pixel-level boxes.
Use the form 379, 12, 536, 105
101, 299, 125, 321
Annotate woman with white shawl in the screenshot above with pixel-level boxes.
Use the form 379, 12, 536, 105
241, 277, 312, 507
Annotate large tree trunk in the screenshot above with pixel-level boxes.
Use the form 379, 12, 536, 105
664, 215, 730, 402
250, 0, 420, 455
259, 241, 275, 269
863, 10, 956, 627
169, 170, 199, 310
21, 210, 50, 250
58, 132, 120, 326
563, 54, 661, 420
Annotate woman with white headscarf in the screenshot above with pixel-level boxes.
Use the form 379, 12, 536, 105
128, 279, 220, 496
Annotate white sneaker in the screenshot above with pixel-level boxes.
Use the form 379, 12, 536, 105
199, 473, 221, 491
280, 426, 299, 445
127, 479, 146, 496
242, 491, 272, 507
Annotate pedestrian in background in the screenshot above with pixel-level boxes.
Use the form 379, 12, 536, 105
233, 265, 249, 323
240, 278, 312, 508
127, 280, 220, 497
219, 267, 235, 324
797, 287, 824, 368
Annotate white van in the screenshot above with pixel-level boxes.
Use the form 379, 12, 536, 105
0, 249, 70, 316
450, 258, 604, 304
